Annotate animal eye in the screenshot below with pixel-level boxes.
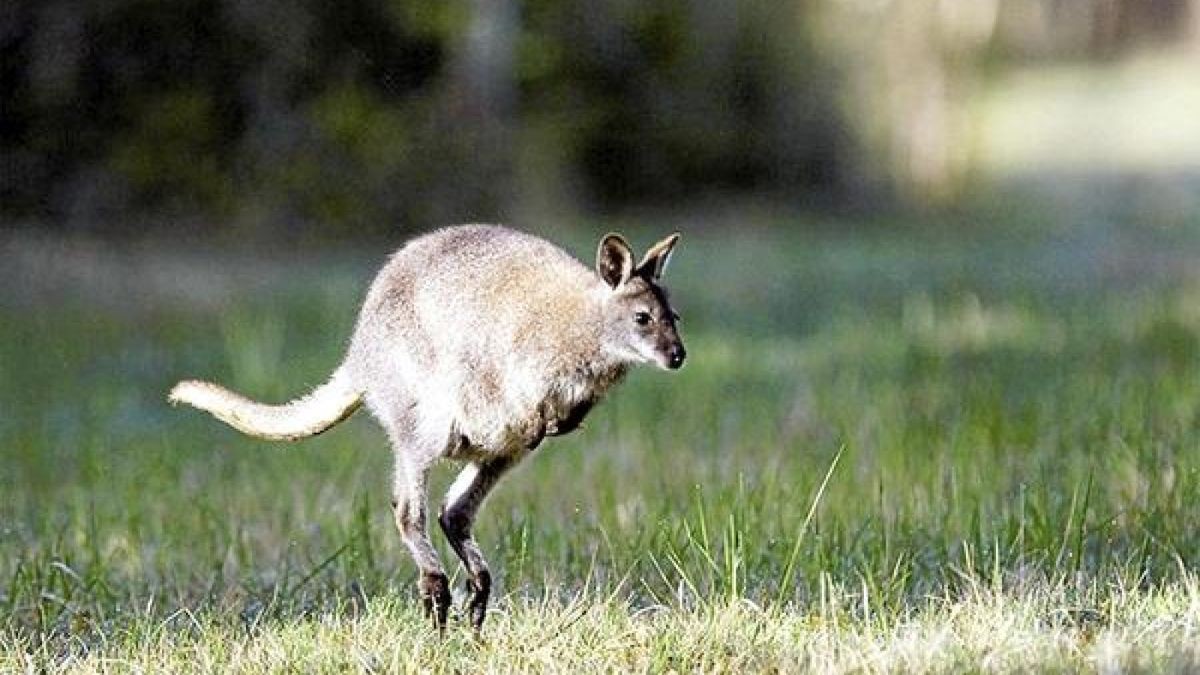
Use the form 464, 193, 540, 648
634, 312, 652, 326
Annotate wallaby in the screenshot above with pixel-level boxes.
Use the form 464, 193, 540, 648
168, 225, 686, 632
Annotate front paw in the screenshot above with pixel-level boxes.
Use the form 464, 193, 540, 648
518, 416, 548, 450
546, 399, 593, 436
544, 419, 583, 437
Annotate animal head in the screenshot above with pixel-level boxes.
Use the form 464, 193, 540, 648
595, 232, 686, 370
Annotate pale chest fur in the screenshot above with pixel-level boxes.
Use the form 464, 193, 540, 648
450, 360, 627, 459
539, 362, 627, 431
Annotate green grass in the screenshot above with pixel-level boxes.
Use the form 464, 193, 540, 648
3, 217, 1200, 672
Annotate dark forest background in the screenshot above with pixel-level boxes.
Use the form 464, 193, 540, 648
3, 0, 1200, 238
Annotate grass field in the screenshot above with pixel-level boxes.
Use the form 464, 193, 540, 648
3, 214, 1200, 672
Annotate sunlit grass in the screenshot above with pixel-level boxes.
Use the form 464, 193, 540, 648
4, 578, 1199, 672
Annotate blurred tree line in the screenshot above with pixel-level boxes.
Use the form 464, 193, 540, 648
2, 0, 1197, 236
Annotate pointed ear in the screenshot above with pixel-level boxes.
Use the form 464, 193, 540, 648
596, 233, 635, 288
635, 232, 680, 280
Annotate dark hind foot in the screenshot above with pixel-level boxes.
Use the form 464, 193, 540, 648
466, 570, 491, 632
418, 571, 452, 630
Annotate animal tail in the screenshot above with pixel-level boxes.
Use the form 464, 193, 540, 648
168, 366, 363, 441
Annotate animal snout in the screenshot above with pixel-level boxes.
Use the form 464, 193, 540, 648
667, 344, 686, 369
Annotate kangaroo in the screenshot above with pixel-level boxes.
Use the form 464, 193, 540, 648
168, 225, 685, 632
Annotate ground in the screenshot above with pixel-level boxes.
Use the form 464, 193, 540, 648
2, 211, 1199, 672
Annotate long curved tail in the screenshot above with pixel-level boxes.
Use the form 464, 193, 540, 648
168, 367, 363, 441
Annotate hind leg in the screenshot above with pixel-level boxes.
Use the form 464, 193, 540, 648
391, 451, 451, 630
438, 456, 513, 632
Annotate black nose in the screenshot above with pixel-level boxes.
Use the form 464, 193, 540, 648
667, 345, 686, 369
